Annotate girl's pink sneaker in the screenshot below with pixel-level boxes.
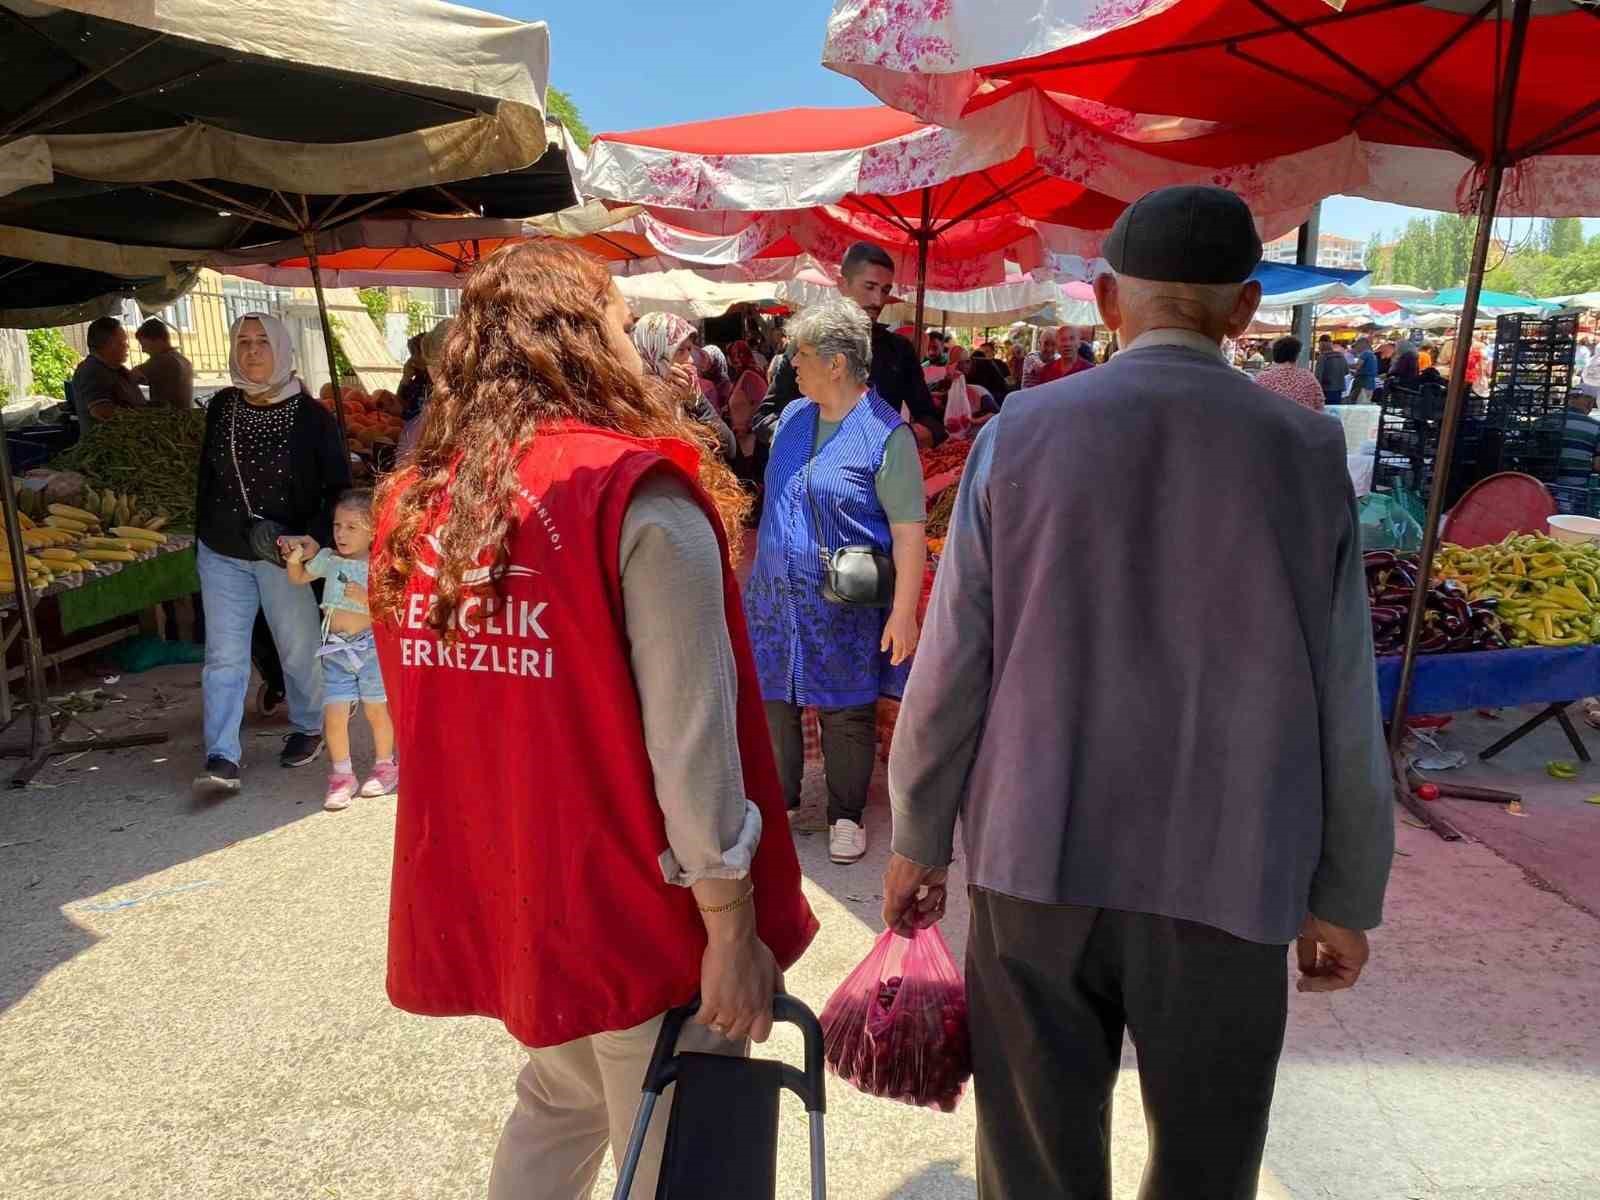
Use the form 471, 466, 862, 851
324, 770, 358, 812
360, 760, 399, 799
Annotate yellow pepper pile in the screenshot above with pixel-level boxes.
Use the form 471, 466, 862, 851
1434, 534, 1600, 647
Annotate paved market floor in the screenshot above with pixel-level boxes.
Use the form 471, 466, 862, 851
3, 666, 1599, 1199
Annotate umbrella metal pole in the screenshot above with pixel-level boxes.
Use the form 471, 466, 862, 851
1383, 168, 1503, 787
911, 189, 932, 350
1386, 0, 1533, 841
302, 231, 350, 450
0, 442, 167, 786
1291, 203, 1321, 365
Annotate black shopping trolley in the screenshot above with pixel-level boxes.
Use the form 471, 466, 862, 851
612, 994, 827, 1200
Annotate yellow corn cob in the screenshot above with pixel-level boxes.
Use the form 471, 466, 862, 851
45, 516, 89, 534
145, 515, 170, 532
36, 549, 79, 562
48, 503, 100, 525
113, 526, 166, 545
80, 550, 137, 563
16, 512, 34, 530
81, 537, 141, 552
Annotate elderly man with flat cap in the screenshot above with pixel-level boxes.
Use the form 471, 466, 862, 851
883, 185, 1395, 1199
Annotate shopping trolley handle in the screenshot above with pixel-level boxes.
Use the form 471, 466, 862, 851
642, 993, 827, 1114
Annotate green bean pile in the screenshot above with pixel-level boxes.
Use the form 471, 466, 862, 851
51, 408, 207, 532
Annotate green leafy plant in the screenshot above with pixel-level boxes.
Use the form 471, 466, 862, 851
27, 328, 78, 399
357, 287, 392, 329
327, 317, 355, 379
406, 300, 433, 337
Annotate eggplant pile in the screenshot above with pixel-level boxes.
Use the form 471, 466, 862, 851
1365, 550, 1509, 656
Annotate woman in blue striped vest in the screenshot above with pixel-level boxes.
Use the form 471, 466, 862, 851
744, 298, 927, 866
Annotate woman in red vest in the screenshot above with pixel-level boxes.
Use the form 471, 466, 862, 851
370, 241, 818, 1200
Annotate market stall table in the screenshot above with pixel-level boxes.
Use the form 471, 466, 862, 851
1377, 644, 1600, 762
0, 536, 197, 724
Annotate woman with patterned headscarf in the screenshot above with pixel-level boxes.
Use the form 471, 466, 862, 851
632, 312, 736, 461
698, 343, 733, 417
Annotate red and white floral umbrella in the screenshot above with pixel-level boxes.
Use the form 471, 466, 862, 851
583, 96, 1360, 334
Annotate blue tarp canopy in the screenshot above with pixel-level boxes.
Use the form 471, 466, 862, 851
1250, 262, 1371, 307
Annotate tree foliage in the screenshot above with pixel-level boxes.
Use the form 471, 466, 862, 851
26, 328, 77, 399
357, 287, 391, 329
546, 86, 591, 148
1373, 213, 1600, 298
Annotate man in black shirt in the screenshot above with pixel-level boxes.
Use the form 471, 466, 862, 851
756, 241, 946, 446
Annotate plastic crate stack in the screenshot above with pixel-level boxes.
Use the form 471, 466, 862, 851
1371, 381, 1491, 504
1490, 312, 1579, 482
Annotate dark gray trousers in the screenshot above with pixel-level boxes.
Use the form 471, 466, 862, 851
967, 889, 1289, 1200
763, 700, 877, 825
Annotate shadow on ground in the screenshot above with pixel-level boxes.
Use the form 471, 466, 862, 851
0, 661, 342, 1014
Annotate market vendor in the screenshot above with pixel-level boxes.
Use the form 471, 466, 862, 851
368, 242, 815, 1200
745, 297, 926, 868
757, 242, 946, 447
882, 185, 1394, 1200
192, 313, 350, 796
69, 317, 145, 425
130, 318, 194, 411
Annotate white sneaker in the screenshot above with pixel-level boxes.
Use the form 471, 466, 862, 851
829, 819, 867, 864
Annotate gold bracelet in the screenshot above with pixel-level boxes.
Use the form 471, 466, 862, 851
697, 886, 755, 914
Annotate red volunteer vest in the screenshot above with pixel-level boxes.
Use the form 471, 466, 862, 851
374, 424, 818, 1048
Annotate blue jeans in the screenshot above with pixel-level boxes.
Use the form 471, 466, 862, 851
197, 542, 324, 764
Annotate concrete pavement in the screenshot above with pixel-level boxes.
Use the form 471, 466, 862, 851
2, 666, 1598, 1199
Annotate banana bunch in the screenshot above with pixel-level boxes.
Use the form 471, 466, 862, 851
82, 487, 169, 533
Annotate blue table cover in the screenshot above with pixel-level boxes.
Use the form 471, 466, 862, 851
1376, 646, 1600, 718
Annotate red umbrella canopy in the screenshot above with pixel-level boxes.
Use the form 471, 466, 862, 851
976, 0, 1600, 162
583, 97, 1357, 239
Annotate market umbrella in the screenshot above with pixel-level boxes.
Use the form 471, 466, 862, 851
828, 0, 1600, 829
1413, 286, 1561, 317
0, 0, 555, 781
211, 203, 641, 288
582, 98, 1355, 341
0, 0, 557, 443
0, 224, 204, 327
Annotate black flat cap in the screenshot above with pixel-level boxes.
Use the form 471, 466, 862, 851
1103, 185, 1262, 284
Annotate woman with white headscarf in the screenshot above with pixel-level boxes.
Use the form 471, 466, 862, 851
632, 312, 736, 462
193, 312, 351, 797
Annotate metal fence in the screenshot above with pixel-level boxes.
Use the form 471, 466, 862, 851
155, 277, 295, 379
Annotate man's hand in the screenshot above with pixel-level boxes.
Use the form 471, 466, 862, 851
696, 918, 782, 1044
882, 853, 948, 937
881, 609, 920, 666
1296, 916, 1370, 993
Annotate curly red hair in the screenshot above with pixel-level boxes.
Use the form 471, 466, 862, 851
372, 241, 750, 633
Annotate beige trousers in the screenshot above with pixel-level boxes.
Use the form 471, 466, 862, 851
487, 1013, 743, 1200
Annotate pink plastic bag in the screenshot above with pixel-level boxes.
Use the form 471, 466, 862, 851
819, 926, 972, 1111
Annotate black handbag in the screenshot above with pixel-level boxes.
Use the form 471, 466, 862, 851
804, 455, 896, 609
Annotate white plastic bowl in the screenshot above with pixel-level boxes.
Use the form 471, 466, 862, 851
1548, 514, 1600, 544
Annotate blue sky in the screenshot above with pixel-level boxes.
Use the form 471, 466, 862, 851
491, 1, 1595, 244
